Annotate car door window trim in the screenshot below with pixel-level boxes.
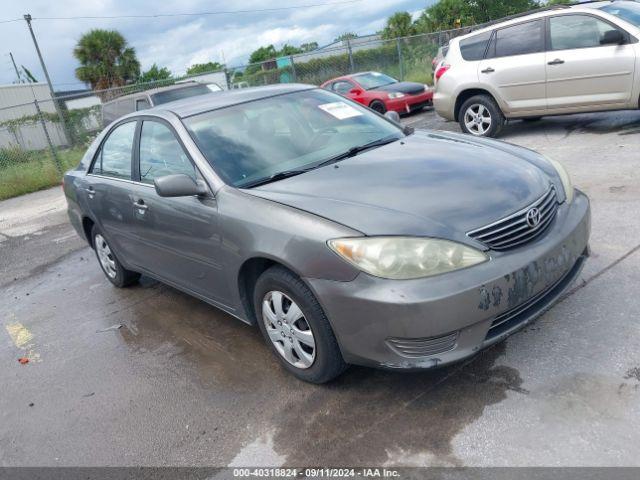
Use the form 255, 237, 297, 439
546, 12, 633, 52
87, 119, 138, 180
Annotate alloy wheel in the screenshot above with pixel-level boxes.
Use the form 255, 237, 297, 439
95, 234, 117, 279
464, 104, 492, 136
262, 291, 316, 369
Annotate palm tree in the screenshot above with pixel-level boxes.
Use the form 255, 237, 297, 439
74, 29, 140, 100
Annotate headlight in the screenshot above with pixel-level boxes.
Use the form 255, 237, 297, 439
546, 157, 574, 204
387, 92, 405, 99
327, 237, 488, 280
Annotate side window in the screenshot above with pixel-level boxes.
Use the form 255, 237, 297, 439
136, 98, 151, 111
459, 30, 492, 61
550, 15, 621, 50
333, 81, 354, 94
493, 20, 544, 58
91, 121, 136, 179
139, 121, 196, 184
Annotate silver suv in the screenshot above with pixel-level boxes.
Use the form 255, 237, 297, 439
433, 1, 640, 137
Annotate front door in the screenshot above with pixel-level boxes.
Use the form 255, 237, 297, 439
546, 14, 636, 111
127, 119, 230, 305
478, 19, 547, 114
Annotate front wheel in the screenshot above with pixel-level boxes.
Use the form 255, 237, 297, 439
369, 100, 387, 114
458, 94, 504, 137
254, 266, 347, 383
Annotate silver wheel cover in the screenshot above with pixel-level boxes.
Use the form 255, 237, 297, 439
262, 291, 316, 369
95, 234, 117, 279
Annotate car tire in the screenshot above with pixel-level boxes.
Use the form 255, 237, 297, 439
91, 225, 140, 288
369, 100, 387, 114
458, 94, 504, 138
253, 265, 347, 383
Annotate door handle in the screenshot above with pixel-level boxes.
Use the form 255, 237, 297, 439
133, 200, 148, 213
85, 187, 95, 198
548, 58, 565, 65
481, 67, 495, 74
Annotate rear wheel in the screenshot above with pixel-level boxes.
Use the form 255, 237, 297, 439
459, 94, 504, 138
369, 100, 387, 114
254, 266, 347, 383
91, 225, 140, 288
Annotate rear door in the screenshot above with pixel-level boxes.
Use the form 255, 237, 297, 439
85, 120, 139, 260
545, 13, 636, 110
126, 119, 230, 304
478, 19, 547, 114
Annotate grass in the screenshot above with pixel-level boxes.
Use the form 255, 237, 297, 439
0, 147, 85, 201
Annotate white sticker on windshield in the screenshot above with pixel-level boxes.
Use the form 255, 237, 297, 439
318, 102, 362, 120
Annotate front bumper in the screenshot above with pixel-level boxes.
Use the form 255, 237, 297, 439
386, 90, 434, 114
307, 190, 591, 369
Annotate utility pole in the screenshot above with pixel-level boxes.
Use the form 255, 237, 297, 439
9, 52, 22, 83
23, 13, 70, 146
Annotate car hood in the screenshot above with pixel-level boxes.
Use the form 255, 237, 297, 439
374, 81, 426, 95
245, 131, 555, 246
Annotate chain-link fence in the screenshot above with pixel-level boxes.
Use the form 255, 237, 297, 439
0, 25, 479, 200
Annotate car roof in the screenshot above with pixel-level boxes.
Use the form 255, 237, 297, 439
453, 0, 627, 41
103, 81, 209, 104
148, 83, 316, 118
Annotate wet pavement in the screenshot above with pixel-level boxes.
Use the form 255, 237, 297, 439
1, 109, 640, 466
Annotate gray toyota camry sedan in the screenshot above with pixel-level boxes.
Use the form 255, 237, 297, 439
64, 84, 590, 383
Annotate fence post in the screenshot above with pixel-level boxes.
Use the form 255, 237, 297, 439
396, 37, 404, 81
346, 38, 355, 73
290, 55, 297, 82
33, 99, 62, 175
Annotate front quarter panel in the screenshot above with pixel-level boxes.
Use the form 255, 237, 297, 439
217, 186, 363, 320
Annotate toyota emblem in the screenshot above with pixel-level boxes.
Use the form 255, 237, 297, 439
526, 207, 541, 228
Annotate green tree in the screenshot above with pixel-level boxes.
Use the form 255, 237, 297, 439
381, 11, 416, 39
334, 32, 358, 42
300, 42, 319, 52
186, 61, 224, 75
139, 63, 172, 83
248, 45, 278, 64
414, 0, 473, 32
73, 29, 140, 93
278, 44, 303, 56
467, 0, 538, 23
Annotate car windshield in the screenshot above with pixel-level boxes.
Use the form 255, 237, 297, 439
353, 72, 398, 90
599, 2, 640, 27
184, 89, 403, 188
151, 84, 221, 105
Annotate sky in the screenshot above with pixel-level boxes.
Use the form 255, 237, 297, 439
0, 0, 428, 91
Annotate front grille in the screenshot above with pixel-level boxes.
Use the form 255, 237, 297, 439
468, 186, 558, 251
387, 331, 458, 358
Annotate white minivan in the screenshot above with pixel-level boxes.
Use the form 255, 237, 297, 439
433, 1, 640, 137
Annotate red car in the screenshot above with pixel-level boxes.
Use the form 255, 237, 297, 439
321, 71, 433, 115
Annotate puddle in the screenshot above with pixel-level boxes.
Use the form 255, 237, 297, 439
266, 342, 525, 466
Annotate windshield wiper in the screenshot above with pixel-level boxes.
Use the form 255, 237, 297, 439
239, 169, 311, 189
315, 135, 401, 168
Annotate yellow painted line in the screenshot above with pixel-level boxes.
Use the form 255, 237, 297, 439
5, 322, 41, 363
6, 322, 33, 348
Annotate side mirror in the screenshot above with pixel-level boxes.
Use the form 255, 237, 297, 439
601, 29, 625, 45
154, 174, 209, 197
384, 111, 401, 124
349, 88, 363, 96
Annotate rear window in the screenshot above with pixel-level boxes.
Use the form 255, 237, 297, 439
459, 31, 492, 61
150, 84, 220, 105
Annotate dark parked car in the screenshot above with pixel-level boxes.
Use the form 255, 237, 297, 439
101, 81, 222, 126
64, 84, 590, 383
